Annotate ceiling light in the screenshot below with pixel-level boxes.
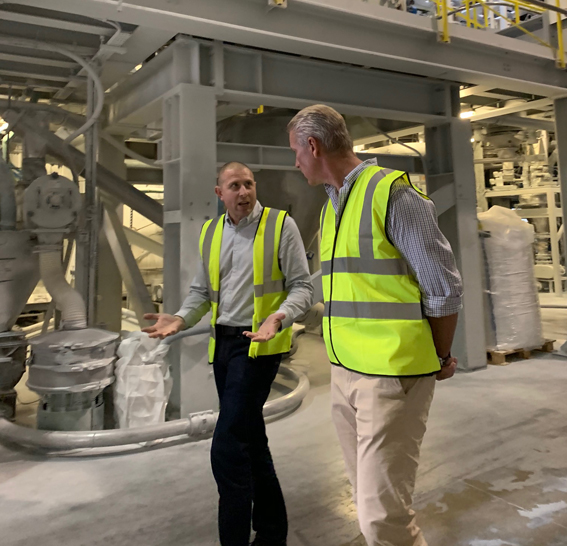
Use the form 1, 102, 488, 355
460, 110, 474, 119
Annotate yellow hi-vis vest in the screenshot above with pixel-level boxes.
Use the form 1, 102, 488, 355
199, 207, 293, 362
320, 166, 440, 376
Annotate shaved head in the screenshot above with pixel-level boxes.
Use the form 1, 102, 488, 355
217, 161, 253, 186
215, 161, 257, 225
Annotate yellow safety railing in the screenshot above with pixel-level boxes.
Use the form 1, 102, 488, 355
433, 0, 566, 69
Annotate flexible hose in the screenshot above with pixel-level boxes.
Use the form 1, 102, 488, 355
53, 47, 104, 145
39, 251, 87, 330
0, 156, 17, 230
0, 365, 309, 453
3, 38, 104, 145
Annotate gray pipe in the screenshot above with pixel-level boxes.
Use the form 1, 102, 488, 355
39, 251, 87, 330
490, 115, 556, 133
0, 365, 309, 453
0, 157, 17, 230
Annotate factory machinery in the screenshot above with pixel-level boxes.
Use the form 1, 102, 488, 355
0, 160, 120, 429
0, 121, 311, 449
478, 121, 565, 294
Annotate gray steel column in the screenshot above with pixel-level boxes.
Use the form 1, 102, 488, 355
425, 86, 487, 371
162, 83, 218, 416
96, 136, 126, 332
554, 97, 567, 268
75, 74, 99, 326
102, 204, 154, 326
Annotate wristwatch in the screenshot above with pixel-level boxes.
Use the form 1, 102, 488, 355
438, 353, 452, 367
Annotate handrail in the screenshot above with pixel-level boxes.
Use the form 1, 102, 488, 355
432, 0, 566, 68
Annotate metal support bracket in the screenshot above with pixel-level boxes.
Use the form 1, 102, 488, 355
102, 202, 155, 327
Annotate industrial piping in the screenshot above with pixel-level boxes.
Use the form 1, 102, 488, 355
38, 252, 87, 330
0, 365, 309, 453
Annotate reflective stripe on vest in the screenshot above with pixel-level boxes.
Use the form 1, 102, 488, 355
199, 207, 293, 362
320, 166, 440, 376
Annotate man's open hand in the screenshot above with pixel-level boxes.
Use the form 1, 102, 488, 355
243, 312, 286, 343
436, 356, 458, 381
142, 313, 184, 339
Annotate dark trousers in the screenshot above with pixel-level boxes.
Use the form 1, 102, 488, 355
211, 331, 288, 546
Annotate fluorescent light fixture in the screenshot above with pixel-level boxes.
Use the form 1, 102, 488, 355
460, 110, 474, 119
0, 122, 9, 132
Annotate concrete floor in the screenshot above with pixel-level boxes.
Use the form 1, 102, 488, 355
1, 312, 567, 546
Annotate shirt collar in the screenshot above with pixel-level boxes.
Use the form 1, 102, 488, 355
324, 157, 378, 199
225, 199, 263, 228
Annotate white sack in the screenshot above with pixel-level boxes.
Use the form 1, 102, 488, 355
114, 331, 172, 429
479, 206, 544, 351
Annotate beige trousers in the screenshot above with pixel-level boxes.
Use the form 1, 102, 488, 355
331, 365, 435, 546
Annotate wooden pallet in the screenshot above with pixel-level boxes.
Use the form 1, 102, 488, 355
487, 340, 555, 365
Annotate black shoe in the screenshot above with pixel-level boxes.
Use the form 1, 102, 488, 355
250, 537, 286, 546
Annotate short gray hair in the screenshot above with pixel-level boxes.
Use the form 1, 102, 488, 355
287, 104, 353, 154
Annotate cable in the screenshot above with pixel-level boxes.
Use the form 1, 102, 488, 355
371, 124, 429, 180
4, 38, 105, 145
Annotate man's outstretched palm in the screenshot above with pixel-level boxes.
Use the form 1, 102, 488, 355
142, 313, 184, 339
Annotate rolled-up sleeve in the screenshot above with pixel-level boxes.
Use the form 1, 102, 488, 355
174, 259, 211, 329
387, 180, 463, 318
277, 216, 314, 329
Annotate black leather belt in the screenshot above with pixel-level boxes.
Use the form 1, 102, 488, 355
216, 325, 252, 337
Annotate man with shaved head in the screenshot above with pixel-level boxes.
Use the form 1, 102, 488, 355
144, 162, 313, 546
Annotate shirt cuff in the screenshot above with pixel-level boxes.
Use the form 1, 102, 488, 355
277, 309, 293, 330
422, 295, 463, 318
173, 314, 189, 330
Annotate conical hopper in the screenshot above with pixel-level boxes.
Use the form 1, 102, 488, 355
0, 230, 40, 332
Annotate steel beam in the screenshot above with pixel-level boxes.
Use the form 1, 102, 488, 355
0, 10, 116, 36
0, 69, 74, 83
487, 115, 556, 132
97, 136, 126, 333
217, 142, 425, 173
162, 83, 218, 416
469, 98, 554, 121
124, 226, 163, 257
554, 97, 567, 262
425, 87, 487, 371
13, 0, 567, 96
74, 76, 100, 326
107, 37, 451, 128
54, 29, 133, 100
0, 52, 77, 69
102, 204, 154, 327
0, 35, 98, 57
353, 125, 424, 147
459, 86, 491, 98
127, 167, 163, 185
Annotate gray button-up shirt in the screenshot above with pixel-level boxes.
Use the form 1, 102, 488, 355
324, 158, 463, 318
176, 200, 314, 330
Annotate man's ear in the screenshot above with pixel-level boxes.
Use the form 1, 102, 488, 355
308, 136, 321, 158
214, 185, 223, 201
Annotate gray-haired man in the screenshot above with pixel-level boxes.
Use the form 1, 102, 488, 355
288, 104, 462, 546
